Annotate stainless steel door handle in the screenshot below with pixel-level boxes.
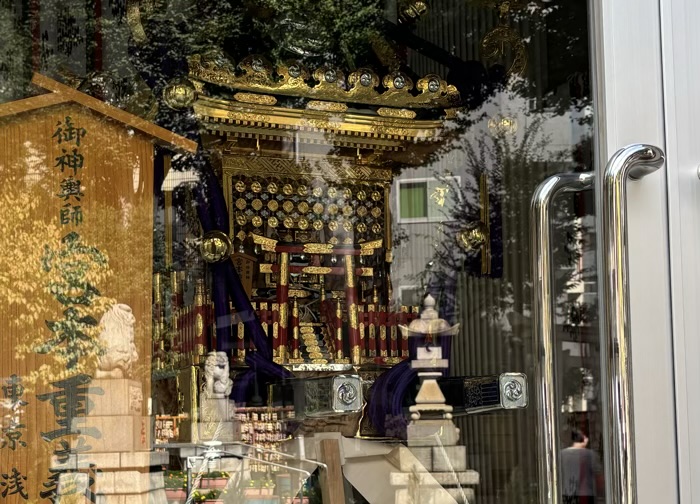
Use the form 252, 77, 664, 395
601, 144, 664, 504
531, 171, 594, 504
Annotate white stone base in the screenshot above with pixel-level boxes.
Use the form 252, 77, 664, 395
394, 487, 458, 504
407, 420, 460, 447
432, 446, 467, 472
389, 471, 479, 486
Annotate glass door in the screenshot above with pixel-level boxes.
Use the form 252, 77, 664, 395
0, 0, 678, 503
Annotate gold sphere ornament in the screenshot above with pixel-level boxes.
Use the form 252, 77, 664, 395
200, 230, 232, 263
163, 78, 197, 110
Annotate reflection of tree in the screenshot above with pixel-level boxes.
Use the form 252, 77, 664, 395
427, 108, 592, 327
37, 231, 111, 370
0, 179, 111, 385
3, 147, 152, 384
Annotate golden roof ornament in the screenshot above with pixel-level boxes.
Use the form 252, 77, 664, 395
188, 52, 460, 109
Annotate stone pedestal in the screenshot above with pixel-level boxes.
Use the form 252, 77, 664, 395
54, 450, 170, 504
175, 368, 241, 444
192, 394, 240, 443
54, 379, 168, 504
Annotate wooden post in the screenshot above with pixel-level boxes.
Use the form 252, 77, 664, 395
318, 439, 346, 504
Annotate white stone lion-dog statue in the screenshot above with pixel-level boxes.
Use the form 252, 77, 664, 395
204, 351, 233, 397
96, 304, 139, 379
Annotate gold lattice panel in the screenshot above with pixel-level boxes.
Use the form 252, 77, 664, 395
228, 174, 388, 247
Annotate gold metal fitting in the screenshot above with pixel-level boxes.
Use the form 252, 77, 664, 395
458, 221, 488, 251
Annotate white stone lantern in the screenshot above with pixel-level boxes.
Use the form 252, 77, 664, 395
399, 294, 460, 443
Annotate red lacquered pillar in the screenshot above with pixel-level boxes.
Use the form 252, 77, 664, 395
335, 297, 344, 361
390, 311, 398, 358
276, 252, 290, 363
378, 305, 388, 359
291, 297, 300, 360
400, 305, 409, 358
344, 255, 361, 365
193, 279, 207, 365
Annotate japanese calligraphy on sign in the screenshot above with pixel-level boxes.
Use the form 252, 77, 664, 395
1, 468, 29, 500
53, 116, 87, 226
37, 374, 103, 443
37, 375, 102, 503
1, 375, 27, 450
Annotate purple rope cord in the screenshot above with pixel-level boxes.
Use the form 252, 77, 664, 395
367, 334, 452, 437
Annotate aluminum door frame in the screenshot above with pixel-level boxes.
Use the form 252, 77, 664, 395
659, 0, 700, 502
590, 0, 679, 502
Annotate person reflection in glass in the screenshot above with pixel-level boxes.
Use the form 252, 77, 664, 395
561, 429, 603, 504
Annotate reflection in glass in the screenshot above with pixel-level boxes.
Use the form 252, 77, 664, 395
0, 1, 600, 503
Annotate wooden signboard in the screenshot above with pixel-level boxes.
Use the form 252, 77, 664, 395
0, 74, 195, 503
